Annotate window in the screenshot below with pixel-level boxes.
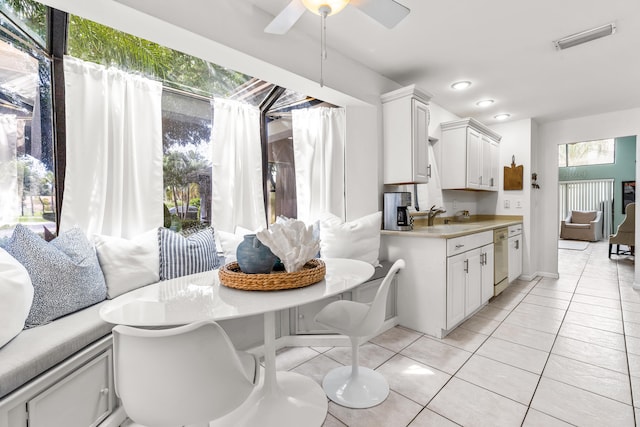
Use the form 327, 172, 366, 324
67, 16, 261, 231
0, 1, 54, 239
65, 15, 337, 232
558, 138, 615, 167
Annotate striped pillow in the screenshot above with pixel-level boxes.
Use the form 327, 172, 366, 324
158, 227, 223, 280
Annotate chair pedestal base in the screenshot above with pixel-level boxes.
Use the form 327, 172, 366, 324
211, 371, 327, 427
322, 365, 390, 409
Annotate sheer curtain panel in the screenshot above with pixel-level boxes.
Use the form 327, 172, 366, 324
292, 107, 345, 223
211, 98, 266, 233
0, 115, 18, 225
61, 57, 163, 238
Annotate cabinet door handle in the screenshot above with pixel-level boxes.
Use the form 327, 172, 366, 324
427, 164, 432, 178
490, 177, 494, 186
464, 259, 469, 273
515, 240, 519, 250
455, 244, 465, 249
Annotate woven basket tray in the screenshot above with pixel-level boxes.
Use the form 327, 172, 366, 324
218, 259, 326, 291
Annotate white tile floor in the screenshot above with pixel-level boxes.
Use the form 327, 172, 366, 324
273, 240, 639, 426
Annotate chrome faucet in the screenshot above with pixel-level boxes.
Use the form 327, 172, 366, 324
427, 205, 447, 226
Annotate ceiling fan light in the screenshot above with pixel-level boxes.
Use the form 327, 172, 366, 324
301, 0, 350, 16
554, 23, 616, 50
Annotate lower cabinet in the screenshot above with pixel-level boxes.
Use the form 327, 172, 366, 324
27, 350, 114, 427
292, 274, 397, 335
508, 225, 523, 283
446, 235, 494, 330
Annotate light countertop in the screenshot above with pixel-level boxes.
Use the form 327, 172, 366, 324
381, 216, 523, 239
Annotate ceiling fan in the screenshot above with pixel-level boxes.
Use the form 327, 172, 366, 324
264, 0, 410, 35
265, 0, 409, 86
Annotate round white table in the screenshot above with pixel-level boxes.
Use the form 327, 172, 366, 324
99, 258, 374, 427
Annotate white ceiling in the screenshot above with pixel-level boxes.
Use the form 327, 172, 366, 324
252, 0, 640, 124
105, 0, 640, 125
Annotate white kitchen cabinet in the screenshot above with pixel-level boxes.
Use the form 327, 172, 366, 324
481, 243, 495, 303
440, 117, 501, 191
381, 85, 433, 184
446, 250, 470, 328
508, 224, 523, 282
382, 229, 493, 337
446, 237, 494, 330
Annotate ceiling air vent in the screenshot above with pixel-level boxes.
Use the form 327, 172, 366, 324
554, 23, 616, 50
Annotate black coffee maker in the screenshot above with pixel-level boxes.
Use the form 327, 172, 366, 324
383, 192, 412, 231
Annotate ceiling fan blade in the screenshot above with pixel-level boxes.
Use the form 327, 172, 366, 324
352, 0, 410, 29
264, 0, 307, 34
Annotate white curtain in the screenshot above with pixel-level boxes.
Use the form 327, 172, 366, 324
0, 115, 18, 225
292, 107, 345, 223
61, 56, 163, 238
211, 98, 266, 233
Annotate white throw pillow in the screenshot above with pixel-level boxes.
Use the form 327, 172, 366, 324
217, 226, 256, 263
319, 212, 382, 267
93, 228, 160, 298
0, 248, 33, 348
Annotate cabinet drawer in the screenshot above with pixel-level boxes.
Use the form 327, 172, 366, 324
27, 350, 113, 427
447, 230, 493, 256
508, 224, 522, 237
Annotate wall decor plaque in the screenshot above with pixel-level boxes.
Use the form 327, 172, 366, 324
504, 155, 523, 190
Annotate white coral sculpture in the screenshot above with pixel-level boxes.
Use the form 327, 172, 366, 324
256, 219, 320, 273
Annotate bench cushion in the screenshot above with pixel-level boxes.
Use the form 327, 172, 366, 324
0, 301, 113, 399
370, 260, 394, 281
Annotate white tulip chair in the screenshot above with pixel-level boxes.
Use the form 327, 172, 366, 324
113, 320, 259, 427
314, 259, 405, 408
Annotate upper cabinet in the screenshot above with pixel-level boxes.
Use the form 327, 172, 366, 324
382, 85, 433, 185
440, 118, 501, 191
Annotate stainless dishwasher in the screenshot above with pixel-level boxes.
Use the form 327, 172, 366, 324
493, 227, 509, 296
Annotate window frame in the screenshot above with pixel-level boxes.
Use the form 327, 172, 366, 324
558, 138, 616, 168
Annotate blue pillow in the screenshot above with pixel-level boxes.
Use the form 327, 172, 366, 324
5, 225, 107, 328
158, 227, 223, 280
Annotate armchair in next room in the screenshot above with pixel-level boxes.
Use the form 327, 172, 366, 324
560, 210, 603, 242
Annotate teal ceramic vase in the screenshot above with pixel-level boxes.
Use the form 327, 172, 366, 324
236, 234, 277, 274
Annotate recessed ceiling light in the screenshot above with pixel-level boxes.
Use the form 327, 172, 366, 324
494, 113, 511, 120
451, 81, 471, 90
476, 99, 494, 107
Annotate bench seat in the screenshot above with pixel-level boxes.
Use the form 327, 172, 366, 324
0, 301, 113, 399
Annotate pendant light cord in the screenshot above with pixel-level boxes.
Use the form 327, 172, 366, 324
319, 5, 331, 87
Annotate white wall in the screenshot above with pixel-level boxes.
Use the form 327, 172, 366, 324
538, 108, 640, 284
486, 119, 534, 278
